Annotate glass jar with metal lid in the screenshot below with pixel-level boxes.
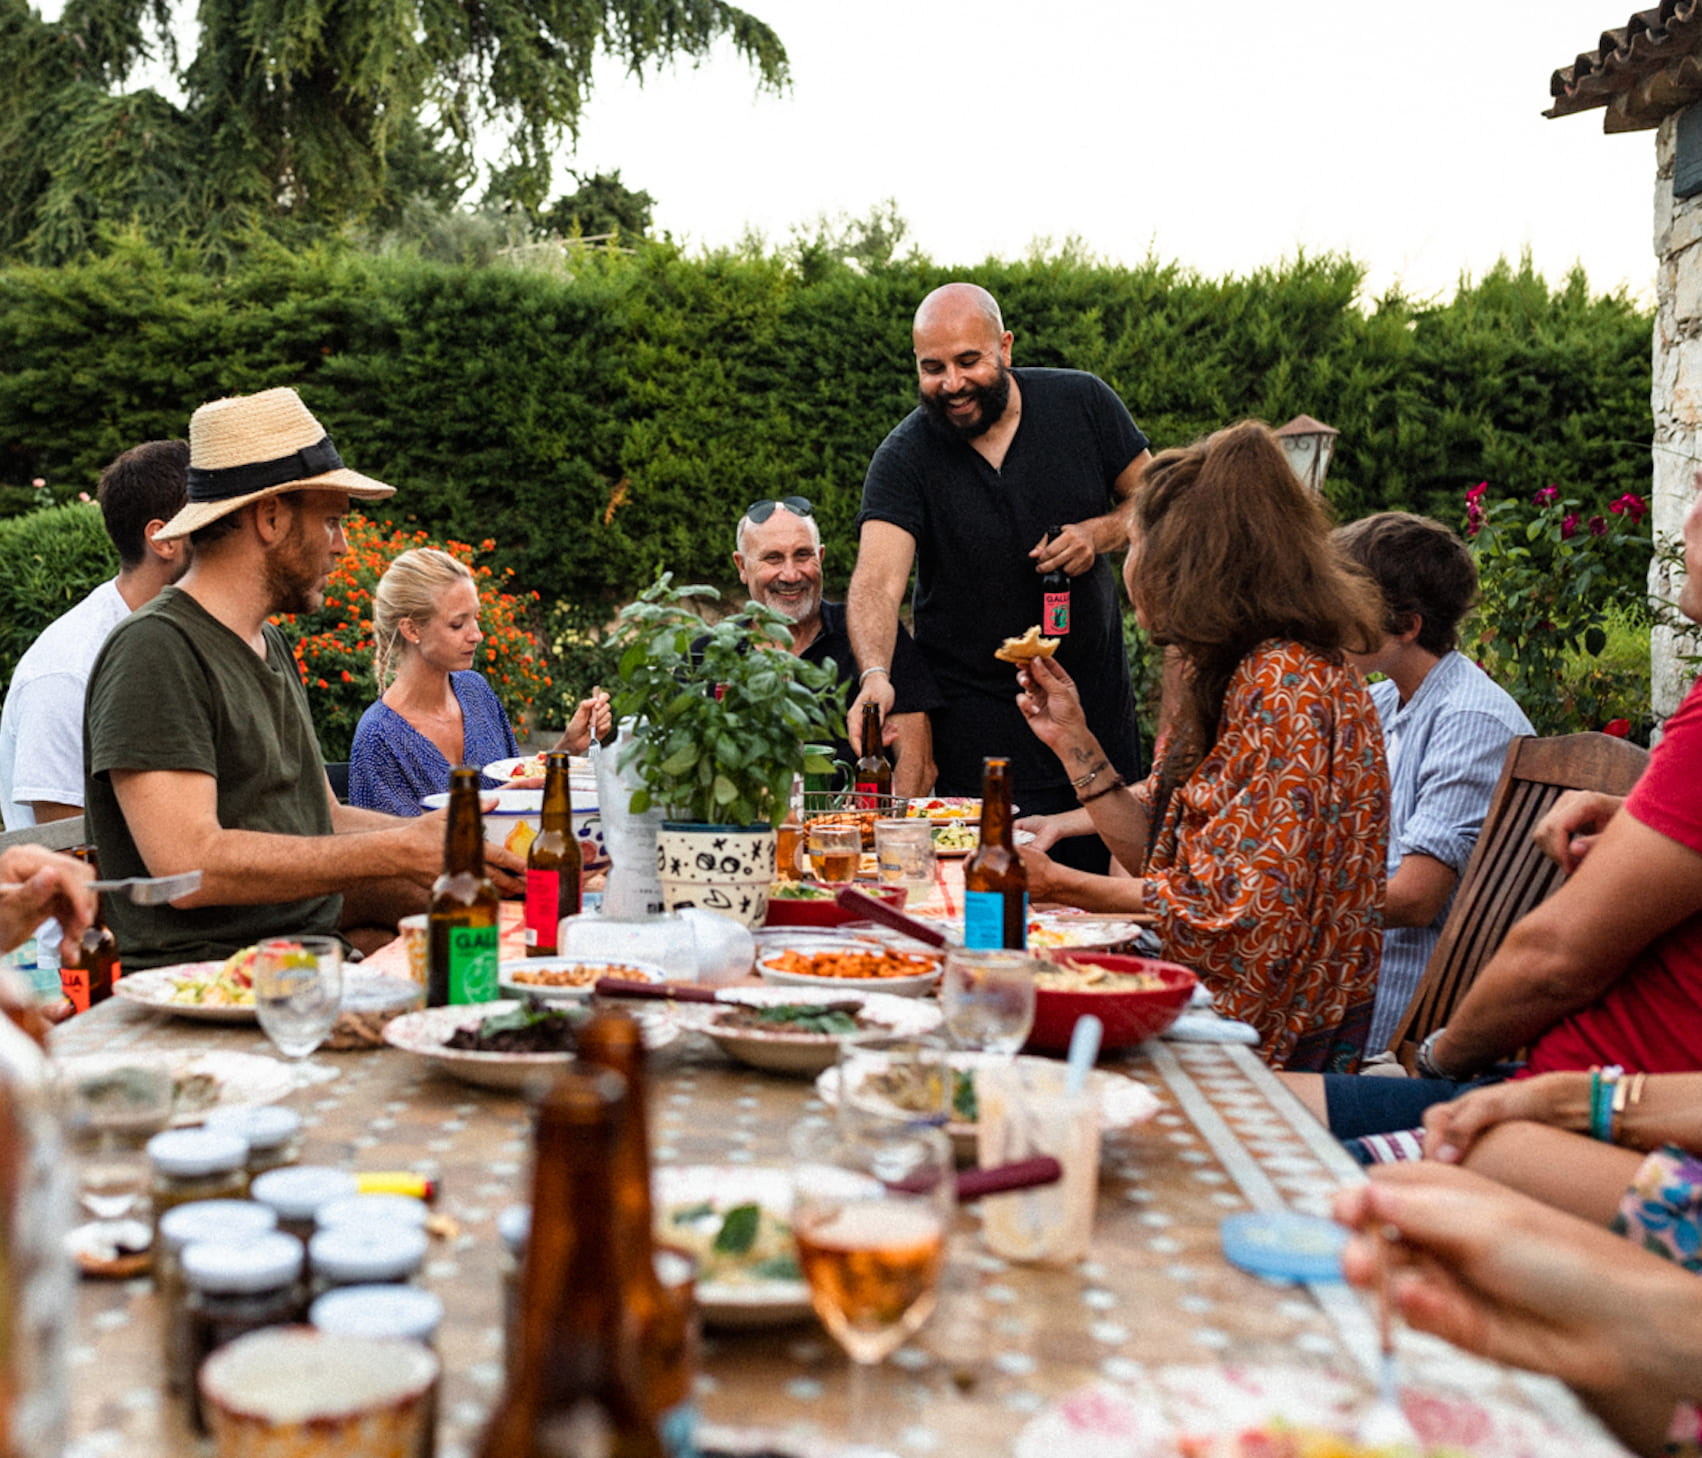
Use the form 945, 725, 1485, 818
316, 1192, 430, 1233
249, 1164, 358, 1242
202, 1104, 303, 1176
311, 1284, 445, 1458
156, 1199, 278, 1395
309, 1224, 429, 1295
146, 1130, 250, 1252
182, 1231, 305, 1433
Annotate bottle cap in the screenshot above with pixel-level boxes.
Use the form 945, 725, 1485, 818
158, 1199, 279, 1256
1219, 1212, 1347, 1283
309, 1225, 429, 1284
316, 1194, 430, 1233
203, 1104, 303, 1153
496, 1204, 531, 1257
251, 1165, 360, 1223
146, 1129, 249, 1179
310, 1285, 444, 1344
182, 1231, 304, 1293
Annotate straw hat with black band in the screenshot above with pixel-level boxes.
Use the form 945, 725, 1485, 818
153, 386, 394, 542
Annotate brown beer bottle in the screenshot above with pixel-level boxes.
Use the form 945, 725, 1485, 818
577, 1012, 697, 1458
853, 701, 892, 810
475, 1069, 664, 1458
962, 757, 1027, 949
427, 767, 499, 1006
61, 845, 119, 1015
524, 751, 582, 958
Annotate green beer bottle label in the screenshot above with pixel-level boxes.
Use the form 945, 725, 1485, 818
448, 923, 499, 1003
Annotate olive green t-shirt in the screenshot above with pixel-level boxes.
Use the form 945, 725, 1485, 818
84, 586, 341, 969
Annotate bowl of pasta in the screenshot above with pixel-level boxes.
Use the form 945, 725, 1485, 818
1025, 951, 1198, 1055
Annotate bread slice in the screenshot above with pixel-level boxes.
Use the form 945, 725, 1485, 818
993, 625, 1060, 664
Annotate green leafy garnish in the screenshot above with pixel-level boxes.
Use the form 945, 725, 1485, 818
749, 1253, 802, 1281
952, 1070, 978, 1123
747, 1004, 861, 1035
770, 882, 833, 900
713, 1202, 761, 1255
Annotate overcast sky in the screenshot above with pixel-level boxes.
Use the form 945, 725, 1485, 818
564, 0, 1657, 304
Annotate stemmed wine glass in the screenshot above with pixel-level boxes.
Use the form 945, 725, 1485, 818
939, 948, 1038, 1056
253, 935, 343, 1060
789, 1114, 954, 1454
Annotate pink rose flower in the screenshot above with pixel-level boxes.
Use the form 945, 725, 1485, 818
1589, 515, 1607, 536
1534, 485, 1559, 506
1561, 513, 1578, 539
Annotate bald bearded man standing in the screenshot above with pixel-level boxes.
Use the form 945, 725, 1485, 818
847, 283, 1149, 870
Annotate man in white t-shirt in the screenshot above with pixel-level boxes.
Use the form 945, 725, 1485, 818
0, 440, 191, 831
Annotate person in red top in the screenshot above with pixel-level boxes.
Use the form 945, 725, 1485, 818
1287, 473, 1702, 1141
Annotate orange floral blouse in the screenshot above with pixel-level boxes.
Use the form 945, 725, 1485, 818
1134, 641, 1388, 1071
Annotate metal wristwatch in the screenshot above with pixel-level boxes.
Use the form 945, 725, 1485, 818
1414, 1028, 1452, 1081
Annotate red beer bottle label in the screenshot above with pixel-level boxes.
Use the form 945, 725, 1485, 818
524, 870, 561, 953
1043, 590, 1071, 635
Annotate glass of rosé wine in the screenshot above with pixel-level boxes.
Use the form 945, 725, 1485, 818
788, 1114, 954, 1452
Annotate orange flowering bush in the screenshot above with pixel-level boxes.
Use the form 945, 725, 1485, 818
272, 516, 552, 761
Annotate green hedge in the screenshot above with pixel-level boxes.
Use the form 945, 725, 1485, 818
0, 502, 118, 688
0, 239, 1654, 714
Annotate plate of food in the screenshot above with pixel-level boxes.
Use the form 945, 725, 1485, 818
114, 954, 258, 1022
816, 1051, 1160, 1159
673, 985, 943, 1075
906, 797, 982, 822
382, 997, 677, 1092
931, 821, 981, 856
497, 956, 668, 1001
1026, 912, 1150, 951
483, 754, 594, 783
57, 1050, 307, 1126
655, 1164, 859, 1328
757, 944, 943, 998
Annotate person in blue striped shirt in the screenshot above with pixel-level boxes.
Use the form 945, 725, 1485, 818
1336, 513, 1533, 1054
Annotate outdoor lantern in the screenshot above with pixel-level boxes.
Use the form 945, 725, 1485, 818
1275, 414, 1340, 492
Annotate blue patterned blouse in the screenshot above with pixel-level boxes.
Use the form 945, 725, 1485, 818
348, 671, 520, 816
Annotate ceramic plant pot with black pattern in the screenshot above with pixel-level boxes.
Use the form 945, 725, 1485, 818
655, 823, 778, 929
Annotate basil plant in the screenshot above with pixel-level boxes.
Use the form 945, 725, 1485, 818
610, 574, 843, 826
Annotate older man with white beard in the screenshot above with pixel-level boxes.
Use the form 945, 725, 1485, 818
83, 386, 521, 968
732, 496, 940, 796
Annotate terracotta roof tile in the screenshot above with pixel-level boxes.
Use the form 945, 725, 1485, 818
1549, 0, 1702, 130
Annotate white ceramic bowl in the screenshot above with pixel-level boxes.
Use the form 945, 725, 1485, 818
419, 786, 608, 872
497, 956, 668, 1001
673, 985, 943, 1076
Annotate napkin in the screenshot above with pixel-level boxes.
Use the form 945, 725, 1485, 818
1163, 1012, 1260, 1045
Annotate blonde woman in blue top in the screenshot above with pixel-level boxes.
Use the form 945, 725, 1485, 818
349, 548, 609, 816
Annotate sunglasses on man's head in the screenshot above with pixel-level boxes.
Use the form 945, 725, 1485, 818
744, 496, 814, 524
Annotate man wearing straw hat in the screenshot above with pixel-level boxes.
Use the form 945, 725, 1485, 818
82, 386, 521, 969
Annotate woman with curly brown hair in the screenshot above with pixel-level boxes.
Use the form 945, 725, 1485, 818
1016, 419, 1389, 1070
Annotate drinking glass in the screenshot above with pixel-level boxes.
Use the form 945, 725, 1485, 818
61, 1060, 175, 1259
789, 1115, 953, 1451
807, 824, 862, 886
253, 935, 343, 1059
873, 818, 935, 895
939, 948, 1039, 1056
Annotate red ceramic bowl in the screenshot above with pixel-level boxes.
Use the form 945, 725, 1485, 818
1024, 950, 1198, 1055
763, 883, 908, 928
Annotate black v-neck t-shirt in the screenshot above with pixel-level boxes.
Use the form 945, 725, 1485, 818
858, 367, 1147, 806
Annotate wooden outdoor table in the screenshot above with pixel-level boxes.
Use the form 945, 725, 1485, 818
54, 986, 1627, 1456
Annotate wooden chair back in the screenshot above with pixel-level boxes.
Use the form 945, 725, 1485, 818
1388, 731, 1650, 1069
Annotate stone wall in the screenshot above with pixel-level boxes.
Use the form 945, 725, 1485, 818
1653, 113, 1702, 721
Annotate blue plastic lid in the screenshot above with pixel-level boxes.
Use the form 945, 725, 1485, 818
1219, 1211, 1347, 1282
